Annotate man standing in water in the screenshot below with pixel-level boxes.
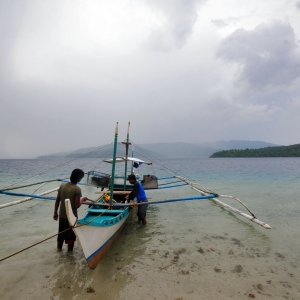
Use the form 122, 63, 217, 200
53, 169, 87, 253
125, 174, 148, 225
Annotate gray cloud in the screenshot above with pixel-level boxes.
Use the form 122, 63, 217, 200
296, 1, 300, 10
1, 1, 300, 158
217, 21, 300, 91
211, 19, 228, 28
143, 0, 205, 51
0, 2, 26, 82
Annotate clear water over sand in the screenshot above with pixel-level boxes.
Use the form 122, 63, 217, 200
0, 158, 299, 299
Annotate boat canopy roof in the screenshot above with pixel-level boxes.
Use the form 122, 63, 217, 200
103, 157, 152, 165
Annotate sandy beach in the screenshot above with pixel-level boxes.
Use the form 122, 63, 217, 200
1, 197, 299, 300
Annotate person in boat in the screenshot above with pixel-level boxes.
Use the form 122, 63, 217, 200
53, 168, 88, 253
125, 174, 148, 225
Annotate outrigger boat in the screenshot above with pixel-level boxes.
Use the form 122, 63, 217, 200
64, 122, 164, 269
0, 122, 271, 270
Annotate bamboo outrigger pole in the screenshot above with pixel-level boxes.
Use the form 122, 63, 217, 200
175, 176, 271, 229
0, 188, 59, 209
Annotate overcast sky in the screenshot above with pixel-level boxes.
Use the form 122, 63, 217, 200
1, 0, 300, 158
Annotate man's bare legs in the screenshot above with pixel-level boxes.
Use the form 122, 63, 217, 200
57, 241, 63, 251
67, 242, 74, 253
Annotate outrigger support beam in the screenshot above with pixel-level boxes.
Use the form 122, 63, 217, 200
0, 188, 59, 209
86, 194, 218, 207
175, 176, 271, 229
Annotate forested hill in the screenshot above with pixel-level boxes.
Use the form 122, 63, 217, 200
210, 144, 300, 157
36, 140, 279, 159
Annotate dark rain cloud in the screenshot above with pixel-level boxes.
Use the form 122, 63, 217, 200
216, 21, 300, 90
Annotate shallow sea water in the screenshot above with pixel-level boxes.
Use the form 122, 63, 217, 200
0, 158, 300, 299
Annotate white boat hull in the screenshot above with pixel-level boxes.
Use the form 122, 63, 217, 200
65, 199, 129, 269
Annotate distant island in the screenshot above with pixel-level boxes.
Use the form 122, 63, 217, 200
210, 144, 300, 157
36, 140, 279, 159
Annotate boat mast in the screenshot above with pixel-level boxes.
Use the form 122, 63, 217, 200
130, 145, 134, 174
122, 121, 131, 190
110, 122, 118, 204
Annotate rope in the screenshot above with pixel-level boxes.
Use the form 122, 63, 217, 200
133, 144, 175, 177
0, 204, 115, 263
175, 175, 217, 195
2, 143, 113, 190
0, 227, 71, 263
0, 179, 63, 192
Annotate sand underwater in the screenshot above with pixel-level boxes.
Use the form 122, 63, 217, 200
1, 157, 300, 299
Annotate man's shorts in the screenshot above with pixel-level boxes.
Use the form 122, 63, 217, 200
138, 199, 148, 219
57, 217, 76, 244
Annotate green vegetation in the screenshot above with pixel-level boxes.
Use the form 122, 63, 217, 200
210, 144, 300, 157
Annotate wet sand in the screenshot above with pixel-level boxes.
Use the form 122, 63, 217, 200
1, 196, 300, 300
1, 157, 300, 300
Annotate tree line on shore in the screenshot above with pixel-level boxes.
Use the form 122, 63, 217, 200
210, 143, 300, 157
